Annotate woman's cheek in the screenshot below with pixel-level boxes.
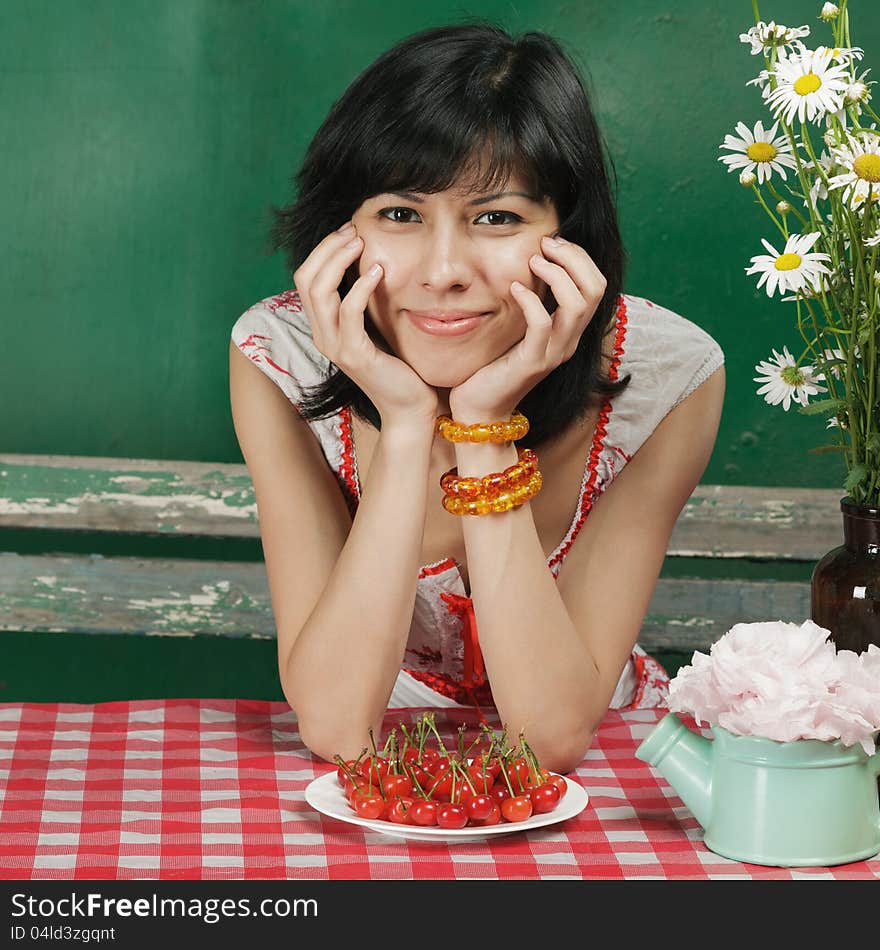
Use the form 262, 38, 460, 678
357, 233, 396, 278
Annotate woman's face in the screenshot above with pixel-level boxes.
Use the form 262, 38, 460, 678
351, 171, 560, 389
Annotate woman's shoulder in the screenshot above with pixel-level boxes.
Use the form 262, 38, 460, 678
599, 294, 724, 461
230, 288, 328, 400
617, 293, 724, 402
619, 293, 724, 367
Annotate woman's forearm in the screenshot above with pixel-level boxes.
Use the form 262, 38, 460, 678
454, 440, 602, 772
283, 419, 434, 760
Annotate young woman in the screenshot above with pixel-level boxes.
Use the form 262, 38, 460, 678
229, 23, 725, 773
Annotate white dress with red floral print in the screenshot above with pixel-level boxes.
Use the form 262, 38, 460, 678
231, 290, 724, 711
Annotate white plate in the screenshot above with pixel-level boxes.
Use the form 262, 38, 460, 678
304, 771, 589, 843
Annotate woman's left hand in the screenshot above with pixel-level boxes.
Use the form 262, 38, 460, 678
448, 235, 608, 421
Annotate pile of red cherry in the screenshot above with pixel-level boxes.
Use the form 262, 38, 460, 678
334, 712, 568, 829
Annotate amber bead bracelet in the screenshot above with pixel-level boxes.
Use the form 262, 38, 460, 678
440, 448, 539, 498
436, 410, 529, 444
441, 470, 543, 515
436, 409, 542, 515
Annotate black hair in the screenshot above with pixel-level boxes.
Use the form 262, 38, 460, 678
267, 20, 630, 448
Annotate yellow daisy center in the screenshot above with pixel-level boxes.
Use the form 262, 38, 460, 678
794, 73, 822, 96
775, 253, 802, 271
853, 154, 880, 183
747, 141, 778, 162
780, 366, 805, 386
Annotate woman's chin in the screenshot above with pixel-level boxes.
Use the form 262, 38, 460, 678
412, 366, 475, 388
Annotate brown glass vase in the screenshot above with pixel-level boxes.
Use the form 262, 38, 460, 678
811, 497, 880, 653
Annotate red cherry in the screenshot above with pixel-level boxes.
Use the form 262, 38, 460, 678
466, 794, 495, 822
529, 782, 562, 814
410, 800, 439, 826
436, 803, 468, 829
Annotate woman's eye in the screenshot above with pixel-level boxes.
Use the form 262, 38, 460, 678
475, 211, 522, 226
379, 207, 421, 223
377, 208, 522, 226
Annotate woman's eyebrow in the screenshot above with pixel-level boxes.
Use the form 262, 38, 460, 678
382, 190, 541, 205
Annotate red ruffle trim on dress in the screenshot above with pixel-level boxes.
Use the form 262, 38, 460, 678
402, 668, 496, 709
547, 295, 628, 576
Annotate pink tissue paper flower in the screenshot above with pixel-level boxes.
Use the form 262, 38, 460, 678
667, 620, 880, 754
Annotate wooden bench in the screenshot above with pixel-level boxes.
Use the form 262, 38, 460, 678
0, 453, 844, 677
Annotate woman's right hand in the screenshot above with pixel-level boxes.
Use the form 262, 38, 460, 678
293, 222, 439, 429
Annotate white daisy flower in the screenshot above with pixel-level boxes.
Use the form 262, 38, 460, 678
781, 272, 833, 301
844, 70, 873, 106
754, 346, 827, 411
718, 120, 799, 183
805, 149, 835, 204
815, 46, 864, 68
747, 68, 773, 90
817, 347, 855, 381
745, 232, 832, 298
740, 21, 810, 56
764, 48, 850, 124
828, 132, 880, 209
820, 3, 840, 20
866, 230, 880, 247
824, 127, 841, 147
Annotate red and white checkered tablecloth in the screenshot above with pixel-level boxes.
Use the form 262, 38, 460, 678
1, 699, 878, 880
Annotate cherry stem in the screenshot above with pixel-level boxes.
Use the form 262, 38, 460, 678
407, 764, 430, 800
453, 759, 476, 796
425, 712, 451, 758
499, 753, 517, 797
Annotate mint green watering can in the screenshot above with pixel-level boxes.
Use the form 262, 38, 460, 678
636, 712, 880, 867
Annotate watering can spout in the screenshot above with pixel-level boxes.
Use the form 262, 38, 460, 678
635, 712, 714, 829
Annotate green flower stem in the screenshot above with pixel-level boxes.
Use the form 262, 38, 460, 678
751, 184, 786, 237
793, 123, 849, 330
767, 179, 809, 226
864, 203, 878, 483
867, 240, 879, 500
781, 123, 827, 246
794, 297, 823, 371
799, 123, 832, 195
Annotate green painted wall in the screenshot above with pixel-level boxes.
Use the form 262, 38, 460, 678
4, 1, 878, 491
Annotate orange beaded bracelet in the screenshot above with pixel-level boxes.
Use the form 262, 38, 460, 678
441, 471, 543, 515
436, 410, 529, 444
440, 448, 538, 498
439, 447, 543, 516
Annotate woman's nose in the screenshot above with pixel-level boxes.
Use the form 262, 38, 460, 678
418, 226, 474, 291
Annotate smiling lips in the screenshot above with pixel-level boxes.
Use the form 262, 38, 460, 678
406, 309, 489, 336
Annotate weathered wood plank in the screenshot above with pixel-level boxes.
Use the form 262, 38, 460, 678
0, 454, 257, 537
641, 577, 812, 652
0, 552, 273, 638
0, 455, 847, 558
667, 484, 844, 560
0, 552, 813, 654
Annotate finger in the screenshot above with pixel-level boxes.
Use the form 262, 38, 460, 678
302, 235, 365, 351
337, 262, 385, 360
307, 233, 364, 305
529, 250, 601, 362
539, 235, 608, 303
528, 253, 586, 327
510, 281, 554, 367
294, 221, 358, 294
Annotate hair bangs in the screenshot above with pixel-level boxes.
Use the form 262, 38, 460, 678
344, 97, 548, 207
